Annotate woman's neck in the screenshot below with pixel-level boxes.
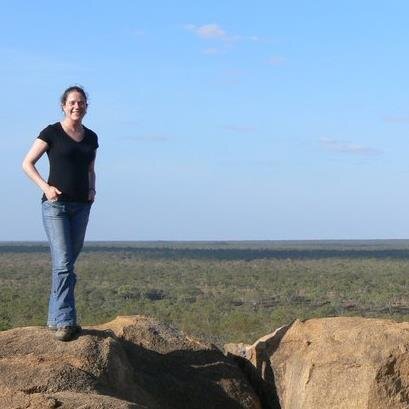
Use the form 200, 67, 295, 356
61, 118, 83, 132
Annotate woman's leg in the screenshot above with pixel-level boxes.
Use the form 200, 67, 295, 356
69, 202, 91, 265
42, 201, 77, 328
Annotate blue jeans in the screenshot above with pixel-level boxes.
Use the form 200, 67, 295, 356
42, 201, 91, 328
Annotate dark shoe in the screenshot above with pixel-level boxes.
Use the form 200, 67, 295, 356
48, 324, 81, 332
54, 325, 82, 342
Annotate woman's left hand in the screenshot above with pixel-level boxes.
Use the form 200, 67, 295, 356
88, 189, 96, 202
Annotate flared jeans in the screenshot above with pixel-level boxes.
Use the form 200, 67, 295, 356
42, 200, 91, 328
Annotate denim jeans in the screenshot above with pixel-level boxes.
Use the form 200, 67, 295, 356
42, 200, 91, 328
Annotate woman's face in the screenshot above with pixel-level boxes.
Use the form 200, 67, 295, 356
62, 91, 87, 122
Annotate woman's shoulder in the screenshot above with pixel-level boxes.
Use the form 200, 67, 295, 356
84, 126, 99, 147
83, 125, 97, 138
39, 122, 59, 132
42, 122, 61, 131
37, 122, 62, 143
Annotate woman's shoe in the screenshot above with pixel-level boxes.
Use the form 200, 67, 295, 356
54, 325, 82, 341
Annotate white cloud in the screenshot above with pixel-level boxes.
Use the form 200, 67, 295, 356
185, 24, 263, 43
127, 29, 145, 38
267, 56, 286, 65
320, 137, 382, 156
217, 159, 275, 168
198, 24, 227, 39
185, 24, 227, 40
223, 125, 257, 134
383, 115, 409, 124
202, 48, 223, 55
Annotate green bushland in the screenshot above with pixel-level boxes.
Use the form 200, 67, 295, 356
2, 240, 409, 346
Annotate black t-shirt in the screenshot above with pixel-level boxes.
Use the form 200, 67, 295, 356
37, 122, 99, 203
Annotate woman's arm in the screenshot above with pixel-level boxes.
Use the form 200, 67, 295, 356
22, 139, 61, 201
88, 151, 97, 202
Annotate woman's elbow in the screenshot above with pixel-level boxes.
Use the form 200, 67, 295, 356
22, 158, 33, 174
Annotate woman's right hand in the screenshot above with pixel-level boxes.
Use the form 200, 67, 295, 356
45, 186, 62, 202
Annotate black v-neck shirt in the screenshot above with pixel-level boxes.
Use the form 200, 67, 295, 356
37, 122, 99, 203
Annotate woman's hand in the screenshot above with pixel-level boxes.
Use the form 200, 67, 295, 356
88, 188, 96, 203
45, 186, 62, 202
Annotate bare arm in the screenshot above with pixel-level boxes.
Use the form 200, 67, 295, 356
88, 151, 97, 202
22, 139, 61, 201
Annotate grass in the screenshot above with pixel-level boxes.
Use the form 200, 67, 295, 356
1, 240, 409, 346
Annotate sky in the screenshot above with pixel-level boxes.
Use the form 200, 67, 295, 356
2, 1, 409, 241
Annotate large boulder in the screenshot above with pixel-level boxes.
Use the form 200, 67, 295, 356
225, 317, 409, 409
0, 315, 261, 409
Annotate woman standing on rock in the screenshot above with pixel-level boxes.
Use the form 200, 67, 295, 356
22, 86, 99, 342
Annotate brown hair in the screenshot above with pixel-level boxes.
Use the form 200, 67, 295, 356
60, 86, 88, 106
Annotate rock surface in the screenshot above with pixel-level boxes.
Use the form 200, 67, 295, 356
0, 315, 262, 409
225, 317, 409, 409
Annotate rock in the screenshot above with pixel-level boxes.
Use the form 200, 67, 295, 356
0, 315, 261, 409
225, 317, 409, 409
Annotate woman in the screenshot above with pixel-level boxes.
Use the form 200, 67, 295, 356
22, 86, 98, 342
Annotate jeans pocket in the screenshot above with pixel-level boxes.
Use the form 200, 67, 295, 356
42, 200, 65, 216
46, 199, 62, 205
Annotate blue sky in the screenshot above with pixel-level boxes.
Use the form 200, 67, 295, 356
2, 1, 409, 240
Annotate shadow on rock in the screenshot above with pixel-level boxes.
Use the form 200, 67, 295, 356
0, 316, 262, 409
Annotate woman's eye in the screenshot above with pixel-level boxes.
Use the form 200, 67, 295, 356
68, 101, 85, 106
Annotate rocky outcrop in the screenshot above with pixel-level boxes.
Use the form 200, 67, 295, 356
225, 317, 409, 409
7, 315, 409, 409
0, 315, 261, 409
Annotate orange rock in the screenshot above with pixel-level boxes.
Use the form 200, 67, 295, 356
0, 316, 261, 409
226, 317, 409, 409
